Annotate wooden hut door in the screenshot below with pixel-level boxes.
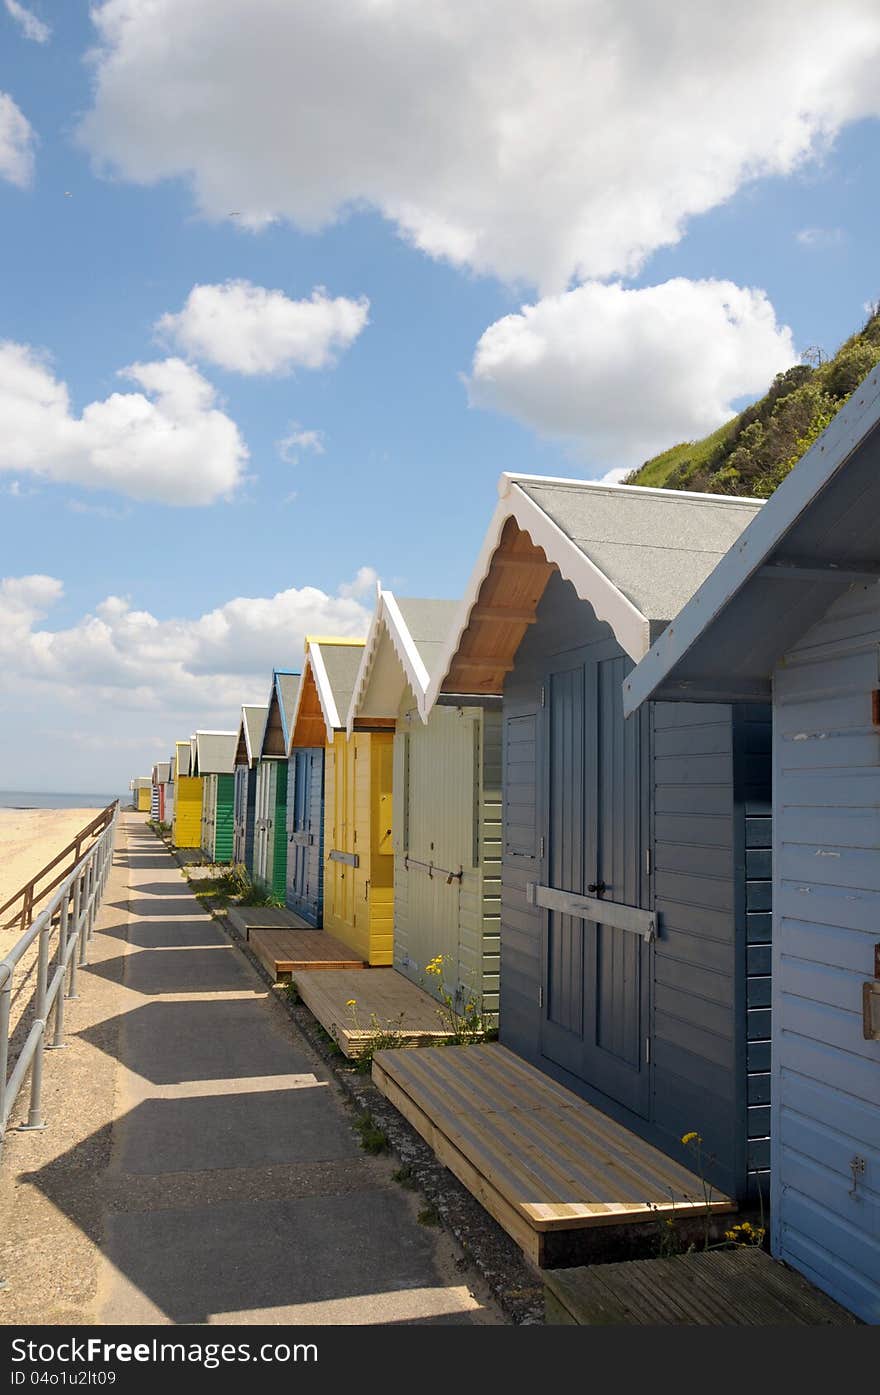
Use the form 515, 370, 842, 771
288, 750, 312, 906
541, 641, 650, 1119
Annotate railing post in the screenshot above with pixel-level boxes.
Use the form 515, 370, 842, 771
48, 896, 69, 1051
87, 850, 98, 943
20, 923, 50, 1131
78, 863, 91, 968
67, 873, 82, 1000
0, 964, 11, 1139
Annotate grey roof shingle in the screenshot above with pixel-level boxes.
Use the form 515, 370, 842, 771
242, 704, 267, 759
195, 731, 238, 774
394, 597, 459, 681
275, 674, 301, 742
518, 481, 762, 625
320, 644, 365, 723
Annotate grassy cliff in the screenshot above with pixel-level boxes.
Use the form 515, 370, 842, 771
627, 305, 880, 497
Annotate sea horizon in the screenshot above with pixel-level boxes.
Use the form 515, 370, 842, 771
0, 790, 127, 811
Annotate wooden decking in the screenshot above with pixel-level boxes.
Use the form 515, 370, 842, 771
292, 968, 458, 1057
227, 906, 312, 936
372, 1043, 736, 1268
544, 1248, 858, 1325
249, 929, 366, 981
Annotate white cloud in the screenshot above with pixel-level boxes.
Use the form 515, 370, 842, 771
467, 278, 797, 467
156, 280, 369, 375
277, 424, 325, 465
4, 1, 51, 43
796, 226, 845, 247
0, 571, 373, 788
0, 91, 35, 187
0, 343, 248, 504
338, 566, 379, 601
79, 1, 880, 290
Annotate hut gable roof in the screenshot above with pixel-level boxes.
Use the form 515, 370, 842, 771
424, 471, 762, 710
260, 670, 301, 758
235, 704, 268, 767
194, 730, 238, 775
347, 591, 459, 729
289, 637, 365, 748
623, 365, 880, 714
154, 762, 171, 784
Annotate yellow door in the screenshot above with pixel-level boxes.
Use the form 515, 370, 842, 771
173, 777, 203, 848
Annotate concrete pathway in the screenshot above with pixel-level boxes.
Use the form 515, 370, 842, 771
0, 815, 500, 1326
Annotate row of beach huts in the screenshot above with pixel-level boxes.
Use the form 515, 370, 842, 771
130, 371, 880, 1322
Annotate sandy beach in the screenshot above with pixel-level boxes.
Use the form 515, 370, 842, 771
0, 807, 98, 955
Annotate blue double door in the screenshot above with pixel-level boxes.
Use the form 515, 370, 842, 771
286, 747, 324, 926
540, 638, 651, 1118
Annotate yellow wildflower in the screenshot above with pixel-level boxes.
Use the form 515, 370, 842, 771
346, 999, 357, 1007
681, 1131, 700, 1146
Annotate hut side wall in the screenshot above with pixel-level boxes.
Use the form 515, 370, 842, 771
771, 583, 880, 1324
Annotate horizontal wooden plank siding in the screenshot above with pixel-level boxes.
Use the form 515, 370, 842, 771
734, 705, 774, 1194
772, 584, 880, 1324
651, 702, 740, 1197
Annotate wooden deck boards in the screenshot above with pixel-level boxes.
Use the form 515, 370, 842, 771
291, 968, 458, 1057
248, 928, 366, 980
544, 1249, 858, 1325
372, 1043, 736, 1267
227, 905, 312, 936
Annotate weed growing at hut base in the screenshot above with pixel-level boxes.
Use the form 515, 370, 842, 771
345, 999, 409, 1072
282, 980, 301, 1006
354, 1113, 389, 1154
417, 1203, 441, 1227
392, 1164, 417, 1189
422, 954, 497, 1044
650, 1131, 767, 1259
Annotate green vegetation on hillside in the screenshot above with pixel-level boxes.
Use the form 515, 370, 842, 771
627, 305, 880, 498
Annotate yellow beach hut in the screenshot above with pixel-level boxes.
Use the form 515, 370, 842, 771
290, 636, 393, 964
172, 737, 203, 849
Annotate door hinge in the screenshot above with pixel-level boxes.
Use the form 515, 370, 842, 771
538, 985, 544, 1007
645, 1036, 651, 1065
540, 685, 546, 708
645, 848, 652, 876
539, 835, 545, 859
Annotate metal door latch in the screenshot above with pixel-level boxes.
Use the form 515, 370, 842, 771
587, 881, 606, 897
849, 1155, 866, 1197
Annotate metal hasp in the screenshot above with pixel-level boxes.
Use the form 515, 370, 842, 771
526, 882, 657, 943
863, 981, 880, 1040
328, 849, 359, 868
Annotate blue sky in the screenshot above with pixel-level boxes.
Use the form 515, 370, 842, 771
1, 1, 879, 792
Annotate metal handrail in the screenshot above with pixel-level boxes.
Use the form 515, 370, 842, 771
0, 806, 118, 1153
